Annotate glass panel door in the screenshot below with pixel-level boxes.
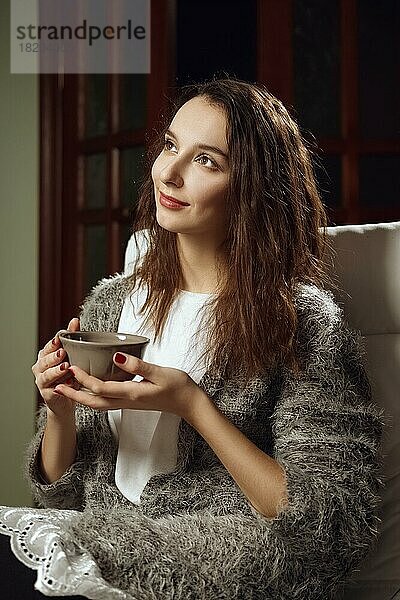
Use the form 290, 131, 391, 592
292, 0, 341, 138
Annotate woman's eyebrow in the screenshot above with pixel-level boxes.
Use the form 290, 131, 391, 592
165, 128, 229, 161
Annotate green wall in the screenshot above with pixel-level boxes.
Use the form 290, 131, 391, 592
0, 1, 38, 506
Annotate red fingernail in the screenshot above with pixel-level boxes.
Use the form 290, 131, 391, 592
52, 338, 57, 346
56, 349, 62, 358
115, 352, 127, 364
60, 363, 67, 371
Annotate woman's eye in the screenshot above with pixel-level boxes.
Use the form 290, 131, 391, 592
197, 155, 217, 169
163, 139, 218, 170
164, 139, 175, 151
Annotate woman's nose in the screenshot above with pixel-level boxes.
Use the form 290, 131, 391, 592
159, 159, 184, 187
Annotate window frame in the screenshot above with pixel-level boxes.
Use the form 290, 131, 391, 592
257, 0, 400, 225
39, 0, 177, 349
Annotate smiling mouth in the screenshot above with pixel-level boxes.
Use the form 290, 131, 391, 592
159, 191, 190, 206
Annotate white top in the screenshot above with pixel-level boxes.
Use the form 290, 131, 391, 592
108, 231, 212, 504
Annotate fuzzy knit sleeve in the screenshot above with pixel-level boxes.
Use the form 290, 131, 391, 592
259, 284, 385, 596
25, 274, 128, 510
25, 403, 100, 510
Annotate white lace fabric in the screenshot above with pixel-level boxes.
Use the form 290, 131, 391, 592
0, 506, 132, 599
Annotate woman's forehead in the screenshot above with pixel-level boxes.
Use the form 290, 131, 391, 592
169, 97, 228, 151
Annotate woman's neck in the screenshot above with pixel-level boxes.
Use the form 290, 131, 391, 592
176, 234, 226, 294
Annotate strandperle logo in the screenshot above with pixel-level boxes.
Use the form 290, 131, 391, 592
15, 19, 146, 47
10, 0, 150, 74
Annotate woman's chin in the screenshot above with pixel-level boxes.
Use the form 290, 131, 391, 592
155, 213, 188, 234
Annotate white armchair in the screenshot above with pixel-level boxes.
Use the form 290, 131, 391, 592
326, 221, 400, 599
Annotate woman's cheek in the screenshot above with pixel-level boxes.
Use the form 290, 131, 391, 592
209, 183, 230, 208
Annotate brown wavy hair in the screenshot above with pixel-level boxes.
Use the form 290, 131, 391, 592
129, 76, 334, 385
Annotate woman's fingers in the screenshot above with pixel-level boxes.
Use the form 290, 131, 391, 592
68, 317, 80, 332
37, 335, 60, 361
112, 353, 155, 381
63, 366, 133, 399
54, 366, 147, 408
68, 362, 154, 397
33, 347, 66, 377
31, 317, 79, 413
37, 361, 71, 388
54, 385, 117, 411
33, 317, 79, 374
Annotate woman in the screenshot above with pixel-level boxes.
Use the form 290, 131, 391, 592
0, 77, 384, 599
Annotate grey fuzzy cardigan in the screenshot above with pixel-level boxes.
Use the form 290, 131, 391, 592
26, 275, 385, 600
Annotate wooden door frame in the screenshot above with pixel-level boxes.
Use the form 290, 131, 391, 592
257, 0, 400, 226
38, 0, 177, 350
39, 71, 65, 349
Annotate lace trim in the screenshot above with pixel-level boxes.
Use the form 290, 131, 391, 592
0, 506, 133, 599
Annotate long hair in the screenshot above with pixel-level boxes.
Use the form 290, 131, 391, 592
129, 76, 334, 384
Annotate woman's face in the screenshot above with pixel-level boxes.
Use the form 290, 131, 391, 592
151, 96, 230, 247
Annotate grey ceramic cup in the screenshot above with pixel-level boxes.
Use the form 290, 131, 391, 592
58, 331, 150, 382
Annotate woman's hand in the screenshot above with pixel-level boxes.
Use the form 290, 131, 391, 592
54, 352, 288, 517
32, 318, 80, 417
54, 353, 207, 422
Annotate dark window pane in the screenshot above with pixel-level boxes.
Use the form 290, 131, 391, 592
293, 0, 340, 137
314, 154, 342, 208
120, 146, 146, 209
84, 153, 107, 209
176, 0, 257, 85
85, 75, 108, 138
358, 0, 400, 139
84, 225, 107, 294
359, 155, 400, 207
120, 74, 147, 131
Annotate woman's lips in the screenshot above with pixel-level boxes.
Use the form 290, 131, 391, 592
159, 191, 190, 209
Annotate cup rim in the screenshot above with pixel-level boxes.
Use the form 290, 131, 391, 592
59, 331, 150, 347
